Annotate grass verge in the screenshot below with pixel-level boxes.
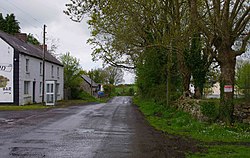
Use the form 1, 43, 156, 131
0, 92, 109, 111
133, 97, 250, 157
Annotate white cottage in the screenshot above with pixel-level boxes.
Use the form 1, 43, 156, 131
0, 31, 64, 105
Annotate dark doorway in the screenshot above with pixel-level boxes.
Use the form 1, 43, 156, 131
33, 81, 36, 103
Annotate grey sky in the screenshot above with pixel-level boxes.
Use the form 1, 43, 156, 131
0, 0, 135, 84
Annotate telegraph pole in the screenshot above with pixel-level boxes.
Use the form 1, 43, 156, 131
42, 25, 46, 105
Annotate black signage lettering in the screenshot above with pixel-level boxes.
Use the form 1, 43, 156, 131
0, 65, 6, 71
3, 87, 11, 91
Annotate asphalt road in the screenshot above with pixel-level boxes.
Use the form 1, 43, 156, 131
0, 96, 199, 158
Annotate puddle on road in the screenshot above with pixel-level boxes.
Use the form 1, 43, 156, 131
0, 118, 15, 124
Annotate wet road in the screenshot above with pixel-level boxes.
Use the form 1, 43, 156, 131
0, 96, 198, 158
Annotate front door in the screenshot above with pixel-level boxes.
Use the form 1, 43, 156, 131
33, 81, 36, 103
45, 81, 55, 105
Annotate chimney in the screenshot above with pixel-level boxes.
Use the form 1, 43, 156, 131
39, 44, 47, 52
15, 33, 27, 42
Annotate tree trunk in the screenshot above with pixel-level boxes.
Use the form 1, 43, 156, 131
194, 86, 202, 99
219, 51, 236, 124
182, 71, 191, 97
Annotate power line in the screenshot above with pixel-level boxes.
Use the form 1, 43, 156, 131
0, 6, 42, 29
6, 0, 43, 26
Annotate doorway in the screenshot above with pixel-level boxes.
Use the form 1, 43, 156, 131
33, 81, 36, 103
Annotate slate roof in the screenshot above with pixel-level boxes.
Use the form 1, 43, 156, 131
81, 74, 99, 87
0, 30, 62, 66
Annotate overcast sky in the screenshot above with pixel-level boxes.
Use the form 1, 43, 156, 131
0, 0, 135, 84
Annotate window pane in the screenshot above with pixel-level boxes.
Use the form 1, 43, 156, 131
47, 84, 50, 93
51, 84, 54, 93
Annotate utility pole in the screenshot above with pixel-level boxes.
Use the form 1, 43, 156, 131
42, 25, 46, 105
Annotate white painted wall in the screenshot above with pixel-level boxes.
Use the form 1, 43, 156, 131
19, 54, 64, 105
0, 38, 14, 103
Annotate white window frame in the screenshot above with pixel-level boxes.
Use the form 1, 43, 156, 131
25, 59, 29, 73
51, 65, 54, 78
57, 67, 59, 78
56, 83, 60, 96
24, 81, 30, 95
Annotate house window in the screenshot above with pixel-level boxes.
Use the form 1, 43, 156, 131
24, 81, 30, 94
51, 65, 54, 78
56, 83, 60, 95
40, 62, 42, 75
40, 82, 42, 95
57, 67, 59, 78
25, 59, 29, 73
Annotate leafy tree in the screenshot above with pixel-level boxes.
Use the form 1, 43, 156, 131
104, 66, 124, 85
186, 34, 212, 99
60, 52, 83, 99
88, 68, 107, 84
64, 0, 192, 98
189, 0, 250, 123
0, 13, 5, 31
4, 13, 20, 34
236, 62, 250, 100
27, 33, 40, 45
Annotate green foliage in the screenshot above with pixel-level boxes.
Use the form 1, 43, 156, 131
73, 90, 97, 102
60, 52, 84, 99
200, 101, 219, 121
0, 13, 20, 34
88, 68, 107, 84
114, 84, 136, 96
185, 34, 210, 98
136, 46, 182, 102
236, 62, 250, 100
88, 66, 124, 85
103, 84, 115, 96
189, 145, 250, 158
133, 97, 250, 142
27, 33, 40, 45
0, 105, 49, 111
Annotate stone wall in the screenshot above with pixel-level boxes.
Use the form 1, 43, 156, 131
174, 98, 250, 124
173, 98, 209, 121
234, 104, 250, 124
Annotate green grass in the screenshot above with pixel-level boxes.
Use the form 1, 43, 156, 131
133, 97, 250, 157
0, 104, 49, 111
189, 145, 250, 158
114, 84, 137, 96
0, 92, 109, 111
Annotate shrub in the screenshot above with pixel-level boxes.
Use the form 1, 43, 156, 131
200, 101, 219, 121
103, 84, 115, 96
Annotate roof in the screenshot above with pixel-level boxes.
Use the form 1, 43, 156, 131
81, 74, 99, 87
0, 30, 62, 66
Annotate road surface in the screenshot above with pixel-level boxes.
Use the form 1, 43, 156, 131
0, 96, 199, 158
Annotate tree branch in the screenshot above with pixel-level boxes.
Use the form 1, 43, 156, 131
235, 31, 250, 56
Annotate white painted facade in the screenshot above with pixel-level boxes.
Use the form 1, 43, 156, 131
19, 54, 64, 105
0, 32, 64, 105
0, 38, 14, 103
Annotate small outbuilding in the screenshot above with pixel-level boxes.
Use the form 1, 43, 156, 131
80, 74, 100, 97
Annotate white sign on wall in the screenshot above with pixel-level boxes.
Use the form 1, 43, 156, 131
224, 85, 233, 93
0, 38, 14, 103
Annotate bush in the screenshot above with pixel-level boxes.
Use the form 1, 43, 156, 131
103, 84, 115, 96
128, 87, 135, 96
200, 101, 219, 121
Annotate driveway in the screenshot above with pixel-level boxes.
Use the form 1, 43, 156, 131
0, 96, 199, 158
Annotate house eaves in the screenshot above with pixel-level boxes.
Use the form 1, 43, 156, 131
0, 30, 63, 66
